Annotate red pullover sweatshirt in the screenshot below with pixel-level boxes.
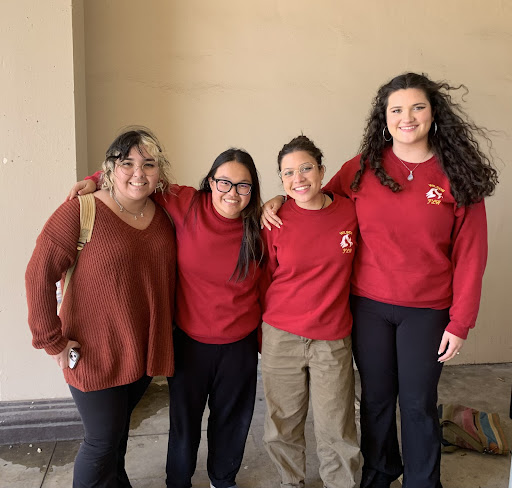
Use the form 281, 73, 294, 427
324, 148, 487, 339
262, 193, 358, 340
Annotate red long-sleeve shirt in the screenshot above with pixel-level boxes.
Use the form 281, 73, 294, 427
155, 185, 262, 344
324, 148, 488, 339
262, 193, 358, 340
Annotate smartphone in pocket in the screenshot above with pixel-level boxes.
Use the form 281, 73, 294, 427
69, 348, 80, 369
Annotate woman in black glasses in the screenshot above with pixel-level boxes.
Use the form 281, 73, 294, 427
163, 149, 263, 488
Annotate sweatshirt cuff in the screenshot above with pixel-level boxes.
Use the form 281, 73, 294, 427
445, 321, 470, 340
43, 336, 69, 356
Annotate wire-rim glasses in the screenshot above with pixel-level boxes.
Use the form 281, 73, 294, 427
115, 161, 159, 176
279, 162, 317, 179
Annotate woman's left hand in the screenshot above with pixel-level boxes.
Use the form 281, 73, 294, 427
437, 331, 465, 362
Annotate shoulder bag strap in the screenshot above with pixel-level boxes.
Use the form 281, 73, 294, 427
58, 194, 96, 313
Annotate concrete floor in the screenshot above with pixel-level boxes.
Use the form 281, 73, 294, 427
1, 363, 511, 488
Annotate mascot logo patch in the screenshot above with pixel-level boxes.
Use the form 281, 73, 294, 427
426, 184, 445, 205
339, 231, 354, 253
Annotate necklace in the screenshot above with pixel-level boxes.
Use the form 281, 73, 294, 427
111, 192, 148, 220
394, 151, 431, 181
319, 193, 327, 209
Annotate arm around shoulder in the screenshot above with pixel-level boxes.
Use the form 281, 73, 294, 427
323, 155, 361, 197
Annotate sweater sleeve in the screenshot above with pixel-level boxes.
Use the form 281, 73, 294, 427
25, 201, 80, 355
153, 184, 196, 221
445, 200, 488, 339
84, 170, 103, 188
323, 156, 359, 197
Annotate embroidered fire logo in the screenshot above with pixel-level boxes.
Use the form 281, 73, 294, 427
339, 231, 353, 253
426, 184, 445, 205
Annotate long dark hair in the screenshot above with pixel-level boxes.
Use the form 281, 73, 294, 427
352, 72, 498, 206
194, 148, 263, 282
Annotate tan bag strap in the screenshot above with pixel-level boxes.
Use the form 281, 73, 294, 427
77, 193, 96, 250
58, 194, 96, 313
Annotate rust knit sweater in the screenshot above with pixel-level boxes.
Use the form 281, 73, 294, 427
25, 196, 176, 392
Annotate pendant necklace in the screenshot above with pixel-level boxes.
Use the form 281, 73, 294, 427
111, 192, 148, 220
394, 151, 432, 181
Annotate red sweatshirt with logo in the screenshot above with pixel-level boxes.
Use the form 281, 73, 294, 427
323, 147, 487, 339
262, 193, 358, 340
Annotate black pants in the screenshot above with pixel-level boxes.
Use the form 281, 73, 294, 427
350, 296, 449, 488
166, 328, 258, 488
70, 375, 152, 488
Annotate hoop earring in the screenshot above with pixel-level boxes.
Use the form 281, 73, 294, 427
155, 181, 164, 193
433, 122, 438, 136
382, 127, 392, 142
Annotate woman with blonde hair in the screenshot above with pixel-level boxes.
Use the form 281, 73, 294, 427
27, 127, 177, 487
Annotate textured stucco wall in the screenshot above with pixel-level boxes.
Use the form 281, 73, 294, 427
0, 0, 85, 400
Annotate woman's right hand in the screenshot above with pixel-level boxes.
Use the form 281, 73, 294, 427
67, 179, 96, 200
51, 340, 81, 370
261, 196, 285, 230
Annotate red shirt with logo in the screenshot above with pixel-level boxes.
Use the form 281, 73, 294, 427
262, 193, 358, 340
324, 147, 487, 340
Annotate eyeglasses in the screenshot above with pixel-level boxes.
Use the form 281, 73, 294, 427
212, 177, 252, 196
115, 161, 159, 176
279, 162, 317, 179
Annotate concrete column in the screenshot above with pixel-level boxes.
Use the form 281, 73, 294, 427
0, 0, 87, 401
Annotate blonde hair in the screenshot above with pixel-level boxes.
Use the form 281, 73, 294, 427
101, 126, 173, 193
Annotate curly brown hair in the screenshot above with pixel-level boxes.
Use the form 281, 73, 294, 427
277, 135, 324, 172
352, 72, 498, 206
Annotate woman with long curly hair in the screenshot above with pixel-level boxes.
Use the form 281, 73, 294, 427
262, 72, 498, 488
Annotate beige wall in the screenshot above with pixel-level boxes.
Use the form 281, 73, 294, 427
1, 1, 510, 401
0, 0, 86, 400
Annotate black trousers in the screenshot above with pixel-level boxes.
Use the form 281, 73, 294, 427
69, 375, 152, 488
166, 328, 258, 488
350, 295, 449, 488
